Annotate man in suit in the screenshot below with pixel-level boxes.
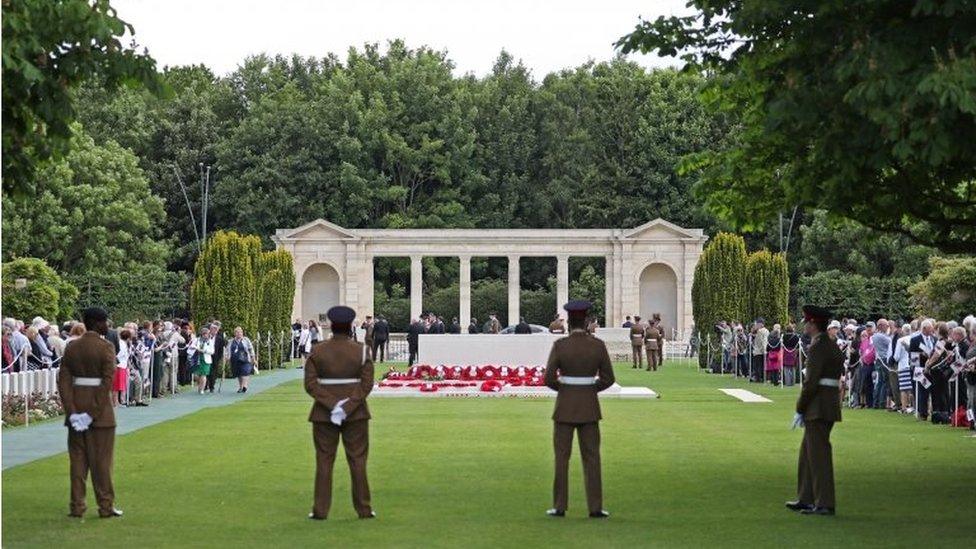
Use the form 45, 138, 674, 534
630, 316, 645, 369
787, 305, 844, 516
58, 307, 123, 518
448, 317, 461, 334
467, 317, 480, 334
372, 316, 389, 362
515, 317, 532, 334
908, 319, 936, 420
621, 316, 633, 328
544, 300, 615, 519
305, 306, 375, 520
407, 318, 425, 366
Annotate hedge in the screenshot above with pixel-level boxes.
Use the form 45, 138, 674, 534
794, 270, 914, 321
909, 257, 976, 321
745, 250, 789, 326
690, 232, 747, 368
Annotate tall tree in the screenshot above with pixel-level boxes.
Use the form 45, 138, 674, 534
618, 1, 976, 252
1, 125, 170, 277
2, 0, 163, 195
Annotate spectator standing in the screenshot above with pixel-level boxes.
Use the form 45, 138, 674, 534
751, 319, 769, 382
782, 324, 800, 386
229, 327, 256, 393
871, 320, 893, 409
112, 330, 132, 407
292, 319, 302, 359
373, 316, 389, 362
298, 321, 312, 358
193, 327, 215, 395
207, 321, 225, 393
407, 318, 424, 366
766, 324, 783, 385
308, 320, 322, 347
964, 324, 976, 430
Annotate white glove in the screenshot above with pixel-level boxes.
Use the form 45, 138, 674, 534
69, 413, 93, 432
790, 412, 804, 430
330, 398, 350, 426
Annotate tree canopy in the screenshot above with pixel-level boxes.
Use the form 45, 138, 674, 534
618, 1, 976, 253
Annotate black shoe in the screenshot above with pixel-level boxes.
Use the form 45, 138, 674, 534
800, 506, 835, 516
99, 508, 123, 518
67, 512, 84, 518
308, 513, 326, 520
589, 510, 610, 519
785, 501, 814, 512
546, 509, 565, 517
360, 511, 376, 519
241, 387, 247, 393
236, 388, 243, 393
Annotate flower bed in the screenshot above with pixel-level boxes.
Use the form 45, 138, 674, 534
2, 392, 64, 426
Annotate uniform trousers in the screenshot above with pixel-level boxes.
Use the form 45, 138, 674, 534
645, 346, 658, 371
796, 419, 835, 509
312, 420, 372, 518
552, 421, 602, 514
631, 345, 643, 368
68, 427, 116, 516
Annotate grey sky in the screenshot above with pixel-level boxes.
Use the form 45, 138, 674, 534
114, 0, 690, 78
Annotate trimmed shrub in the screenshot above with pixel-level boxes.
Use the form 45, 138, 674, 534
1, 258, 78, 321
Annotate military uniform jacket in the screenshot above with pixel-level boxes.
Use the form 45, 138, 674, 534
548, 321, 565, 334
796, 333, 844, 422
304, 335, 375, 423
629, 324, 645, 346
544, 331, 615, 423
57, 332, 117, 428
644, 325, 661, 350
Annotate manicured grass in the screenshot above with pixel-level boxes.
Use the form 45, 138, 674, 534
3, 361, 973, 548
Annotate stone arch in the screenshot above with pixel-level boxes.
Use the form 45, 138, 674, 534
638, 262, 678, 338
301, 262, 341, 323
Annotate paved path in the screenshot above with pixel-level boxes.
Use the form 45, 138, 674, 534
2, 368, 302, 470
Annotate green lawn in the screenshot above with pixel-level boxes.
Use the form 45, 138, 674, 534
3, 361, 973, 548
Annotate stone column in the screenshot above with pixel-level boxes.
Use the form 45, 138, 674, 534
361, 253, 374, 318
410, 255, 423, 321
556, 255, 569, 316
507, 255, 520, 327
459, 255, 472, 331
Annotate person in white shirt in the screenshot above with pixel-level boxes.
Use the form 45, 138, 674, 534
893, 324, 914, 413
191, 328, 215, 394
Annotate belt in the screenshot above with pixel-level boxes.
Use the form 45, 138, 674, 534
317, 378, 359, 385
559, 376, 597, 386
73, 377, 102, 387
818, 378, 840, 387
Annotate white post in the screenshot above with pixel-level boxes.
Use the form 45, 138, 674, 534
459, 255, 471, 331
410, 255, 423, 321
507, 255, 520, 327
556, 255, 569, 316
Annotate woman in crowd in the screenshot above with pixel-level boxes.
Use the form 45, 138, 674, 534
765, 323, 782, 385
2, 325, 14, 372
924, 323, 955, 424
229, 326, 256, 393
298, 321, 311, 358
66, 322, 86, 343
25, 326, 45, 369
893, 324, 914, 414
113, 329, 132, 407
857, 327, 876, 408
192, 327, 214, 395
782, 324, 800, 386
177, 321, 192, 385
308, 319, 322, 348
733, 324, 749, 377
965, 324, 976, 429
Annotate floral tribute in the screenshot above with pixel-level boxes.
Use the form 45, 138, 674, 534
379, 364, 547, 393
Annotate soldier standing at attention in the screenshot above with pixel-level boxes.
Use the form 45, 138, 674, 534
644, 320, 660, 371
544, 300, 615, 519
363, 315, 375, 358
787, 305, 844, 516
58, 307, 123, 518
630, 315, 645, 369
652, 313, 665, 366
305, 306, 376, 520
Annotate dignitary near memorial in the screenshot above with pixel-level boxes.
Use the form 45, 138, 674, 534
2, 1, 975, 547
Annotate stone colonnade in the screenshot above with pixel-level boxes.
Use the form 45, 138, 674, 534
272, 218, 707, 337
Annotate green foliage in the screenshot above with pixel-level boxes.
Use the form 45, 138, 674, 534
256, 250, 296, 367
569, 265, 605, 323
909, 257, 976, 321
190, 231, 262, 336
618, 1, 976, 252
796, 210, 936, 279
795, 271, 914, 321
691, 233, 747, 367
745, 251, 789, 326
2, 0, 164, 196
1, 125, 171, 277
71, 267, 188, 322
1, 257, 78, 321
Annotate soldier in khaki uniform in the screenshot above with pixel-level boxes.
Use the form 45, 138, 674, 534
544, 300, 615, 518
652, 313, 665, 366
787, 305, 844, 516
305, 306, 376, 520
644, 321, 661, 371
548, 315, 566, 334
629, 315, 645, 369
58, 307, 123, 518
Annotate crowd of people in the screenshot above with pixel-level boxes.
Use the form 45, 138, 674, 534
705, 315, 976, 429
2, 315, 260, 404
